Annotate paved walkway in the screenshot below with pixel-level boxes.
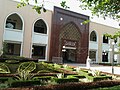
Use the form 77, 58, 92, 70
66, 63, 120, 75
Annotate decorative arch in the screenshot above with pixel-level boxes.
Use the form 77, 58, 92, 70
59, 22, 81, 40
5, 12, 24, 30
90, 31, 97, 42
59, 22, 81, 62
34, 19, 47, 34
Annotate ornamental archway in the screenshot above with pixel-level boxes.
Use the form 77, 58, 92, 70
59, 22, 81, 63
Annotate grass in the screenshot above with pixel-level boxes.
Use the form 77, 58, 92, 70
94, 85, 120, 90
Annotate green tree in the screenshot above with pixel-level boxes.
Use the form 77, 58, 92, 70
80, 0, 120, 20
17, 0, 120, 20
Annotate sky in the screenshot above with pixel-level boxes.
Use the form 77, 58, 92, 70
14, 0, 120, 28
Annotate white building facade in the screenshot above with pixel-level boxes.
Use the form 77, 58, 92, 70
0, 0, 119, 63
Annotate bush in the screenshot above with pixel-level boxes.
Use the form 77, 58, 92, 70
5, 60, 19, 64
10, 80, 40, 87
0, 83, 9, 89
86, 75, 112, 82
33, 76, 54, 81
0, 63, 10, 73
53, 78, 79, 84
32, 80, 120, 90
67, 75, 85, 79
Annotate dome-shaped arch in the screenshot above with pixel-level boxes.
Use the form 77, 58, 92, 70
5, 12, 24, 30
90, 31, 97, 42
33, 19, 47, 34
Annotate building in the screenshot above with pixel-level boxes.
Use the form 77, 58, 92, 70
0, 0, 119, 63
0, 0, 52, 61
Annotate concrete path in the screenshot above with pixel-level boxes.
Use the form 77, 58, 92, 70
66, 63, 120, 75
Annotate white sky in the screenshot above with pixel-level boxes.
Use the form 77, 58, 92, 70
14, 0, 120, 28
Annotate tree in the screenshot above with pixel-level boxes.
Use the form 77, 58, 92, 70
80, 0, 120, 20
17, 0, 120, 20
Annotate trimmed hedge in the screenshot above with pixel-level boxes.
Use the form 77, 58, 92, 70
33, 76, 54, 81
88, 75, 112, 82
33, 80, 120, 90
10, 80, 40, 87
53, 78, 79, 84
2, 80, 120, 90
66, 75, 85, 79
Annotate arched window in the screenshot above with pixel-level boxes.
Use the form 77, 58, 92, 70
34, 19, 47, 34
90, 31, 97, 41
103, 35, 108, 43
6, 13, 23, 30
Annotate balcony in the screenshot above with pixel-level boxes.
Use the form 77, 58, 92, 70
32, 33, 48, 44
4, 28, 23, 42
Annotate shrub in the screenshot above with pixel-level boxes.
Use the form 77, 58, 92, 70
33, 76, 54, 81
10, 80, 40, 87
53, 78, 79, 84
16, 62, 36, 81
67, 75, 85, 79
5, 60, 19, 64
37, 70, 51, 73
32, 80, 120, 90
0, 63, 10, 73
0, 83, 9, 89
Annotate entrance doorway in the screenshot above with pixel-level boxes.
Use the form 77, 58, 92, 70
62, 49, 76, 63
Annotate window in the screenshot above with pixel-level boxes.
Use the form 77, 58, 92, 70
102, 51, 108, 62
32, 45, 46, 59
34, 19, 47, 34
5, 13, 23, 30
90, 31, 97, 41
6, 43, 21, 56
89, 51, 96, 61
103, 35, 108, 43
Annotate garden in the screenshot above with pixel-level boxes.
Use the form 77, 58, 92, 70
0, 56, 120, 90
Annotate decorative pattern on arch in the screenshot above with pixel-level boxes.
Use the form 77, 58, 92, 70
90, 31, 97, 42
59, 22, 81, 40
59, 22, 81, 56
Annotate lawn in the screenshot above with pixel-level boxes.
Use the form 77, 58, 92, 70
94, 85, 120, 90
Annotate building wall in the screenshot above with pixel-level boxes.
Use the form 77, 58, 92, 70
89, 22, 119, 63
0, 0, 52, 61
50, 7, 89, 63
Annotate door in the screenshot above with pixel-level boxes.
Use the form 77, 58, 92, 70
62, 49, 76, 63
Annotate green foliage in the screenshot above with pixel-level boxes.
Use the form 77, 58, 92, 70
10, 80, 40, 87
60, 1, 70, 9
104, 31, 120, 39
5, 60, 19, 64
53, 78, 79, 84
17, 0, 46, 14
18, 61, 36, 72
67, 75, 85, 79
37, 70, 51, 73
0, 83, 9, 89
0, 63, 10, 73
2, 42, 8, 56
17, 0, 120, 20
57, 73, 64, 78
95, 85, 120, 90
88, 69, 101, 76
80, 0, 120, 20
16, 61, 36, 81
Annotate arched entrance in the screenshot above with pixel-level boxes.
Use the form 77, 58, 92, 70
59, 22, 81, 63
50, 7, 89, 63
